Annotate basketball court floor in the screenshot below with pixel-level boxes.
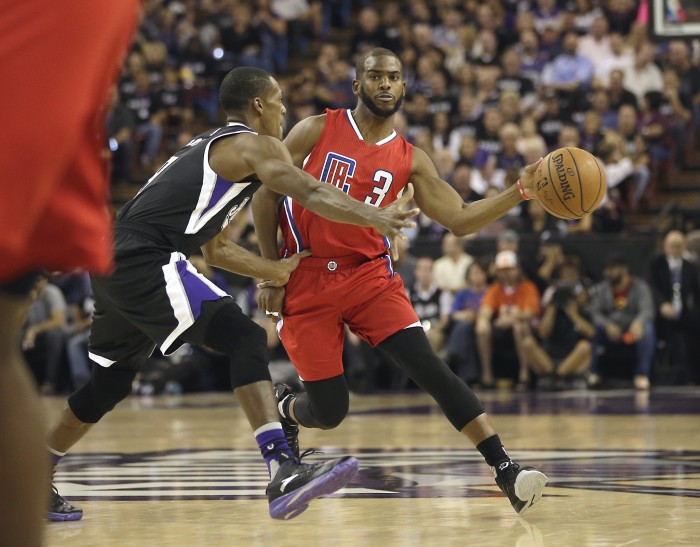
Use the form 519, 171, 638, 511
43, 387, 700, 546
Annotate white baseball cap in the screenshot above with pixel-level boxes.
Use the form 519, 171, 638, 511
495, 250, 518, 269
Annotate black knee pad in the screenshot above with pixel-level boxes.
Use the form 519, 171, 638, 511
68, 364, 137, 423
295, 375, 350, 430
203, 302, 271, 389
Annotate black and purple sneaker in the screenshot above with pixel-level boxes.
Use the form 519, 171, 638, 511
266, 452, 359, 520
48, 484, 83, 521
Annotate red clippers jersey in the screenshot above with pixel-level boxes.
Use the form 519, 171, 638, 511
279, 109, 413, 259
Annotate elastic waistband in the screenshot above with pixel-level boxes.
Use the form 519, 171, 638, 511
295, 254, 383, 272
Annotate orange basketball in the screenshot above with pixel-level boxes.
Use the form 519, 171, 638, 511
533, 147, 607, 220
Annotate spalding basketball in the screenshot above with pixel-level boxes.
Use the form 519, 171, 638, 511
534, 147, 607, 220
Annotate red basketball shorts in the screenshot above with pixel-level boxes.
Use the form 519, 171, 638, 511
0, 0, 139, 283
278, 255, 420, 381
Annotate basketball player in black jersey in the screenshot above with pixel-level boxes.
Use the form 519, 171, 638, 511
45, 67, 418, 523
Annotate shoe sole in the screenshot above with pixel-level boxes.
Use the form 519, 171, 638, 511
514, 470, 548, 515
269, 457, 359, 520
47, 511, 83, 522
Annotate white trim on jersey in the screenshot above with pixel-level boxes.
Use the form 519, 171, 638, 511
283, 196, 302, 253
88, 351, 115, 368
162, 252, 194, 353
345, 109, 397, 145
161, 252, 229, 355
404, 321, 423, 330
184, 132, 255, 234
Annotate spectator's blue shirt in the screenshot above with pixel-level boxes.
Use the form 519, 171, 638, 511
543, 54, 594, 87
452, 287, 486, 313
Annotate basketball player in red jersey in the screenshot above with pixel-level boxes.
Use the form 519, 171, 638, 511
0, 1, 139, 544
253, 48, 548, 514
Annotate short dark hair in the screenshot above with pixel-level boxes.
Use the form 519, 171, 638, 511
219, 67, 275, 114
355, 48, 402, 78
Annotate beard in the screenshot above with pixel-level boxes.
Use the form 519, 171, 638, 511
359, 85, 404, 118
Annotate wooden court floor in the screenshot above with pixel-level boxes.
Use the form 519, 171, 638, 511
43, 387, 700, 547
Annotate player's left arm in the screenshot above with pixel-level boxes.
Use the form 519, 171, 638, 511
410, 147, 542, 237
201, 223, 310, 287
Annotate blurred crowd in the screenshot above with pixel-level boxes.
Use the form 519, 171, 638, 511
29, 0, 700, 395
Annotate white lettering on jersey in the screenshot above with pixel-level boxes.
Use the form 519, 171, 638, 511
221, 197, 250, 230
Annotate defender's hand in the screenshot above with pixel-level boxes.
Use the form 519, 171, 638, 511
372, 183, 419, 240
257, 286, 286, 320
519, 158, 544, 200
267, 249, 312, 287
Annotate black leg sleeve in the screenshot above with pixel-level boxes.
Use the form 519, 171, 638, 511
378, 328, 485, 431
294, 374, 350, 430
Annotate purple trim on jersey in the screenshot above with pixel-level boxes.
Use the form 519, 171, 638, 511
176, 260, 222, 319
383, 254, 394, 277
284, 198, 305, 252
201, 175, 234, 217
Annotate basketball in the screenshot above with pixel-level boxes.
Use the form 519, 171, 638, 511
533, 147, 607, 220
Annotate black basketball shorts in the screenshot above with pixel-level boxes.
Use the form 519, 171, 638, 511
87, 248, 231, 367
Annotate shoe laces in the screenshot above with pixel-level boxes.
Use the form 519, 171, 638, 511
298, 448, 322, 461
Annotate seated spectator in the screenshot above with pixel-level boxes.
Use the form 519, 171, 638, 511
494, 123, 525, 171
638, 90, 674, 195
541, 32, 594, 112
594, 33, 634, 85
406, 257, 453, 354
433, 233, 474, 293
598, 133, 650, 210
476, 250, 540, 388
516, 116, 547, 162
522, 260, 594, 390
623, 42, 664, 103
589, 254, 656, 390
649, 231, 700, 385
607, 69, 638, 111
23, 276, 68, 395
446, 262, 488, 383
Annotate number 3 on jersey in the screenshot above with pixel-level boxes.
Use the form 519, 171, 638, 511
365, 170, 393, 207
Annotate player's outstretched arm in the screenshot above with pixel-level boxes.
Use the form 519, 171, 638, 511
201, 223, 310, 286
252, 186, 285, 261
410, 149, 542, 237
213, 134, 419, 240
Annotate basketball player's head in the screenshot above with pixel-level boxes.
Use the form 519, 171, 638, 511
219, 67, 286, 139
353, 48, 406, 118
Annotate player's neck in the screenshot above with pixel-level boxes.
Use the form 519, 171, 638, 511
350, 107, 395, 145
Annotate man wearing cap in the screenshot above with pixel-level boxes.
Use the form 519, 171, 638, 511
589, 254, 656, 390
476, 250, 541, 388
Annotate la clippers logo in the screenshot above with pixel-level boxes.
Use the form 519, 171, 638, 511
320, 153, 356, 193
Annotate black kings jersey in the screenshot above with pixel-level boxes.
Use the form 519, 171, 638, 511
116, 123, 261, 256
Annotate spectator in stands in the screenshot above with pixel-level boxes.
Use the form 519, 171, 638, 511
522, 259, 594, 390
516, 29, 549, 85
538, 91, 572, 150
649, 231, 700, 385
580, 111, 605, 154
661, 68, 693, 169
516, 115, 548, 162
447, 261, 489, 383
623, 42, 664, 102
541, 31, 594, 111
434, 233, 474, 293
639, 90, 674, 195
589, 254, 656, 390
407, 257, 452, 354
53, 271, 93, 389
533, 231, 567, 293
125, 70, 165, 170
477, 250, 540, 388
598, 131, 650, 210
589, 88, 619, 131
23, 276, 68, 395
350, 6, 385, 58
219, 3, 270, 70
497, 48, 536, 105
594, 32, 634, 85
578, 15, 612, 65
494, 123, 525, 172
664, 40, 700, 122
607, 69, 638, 111
107, 87, 135, 186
